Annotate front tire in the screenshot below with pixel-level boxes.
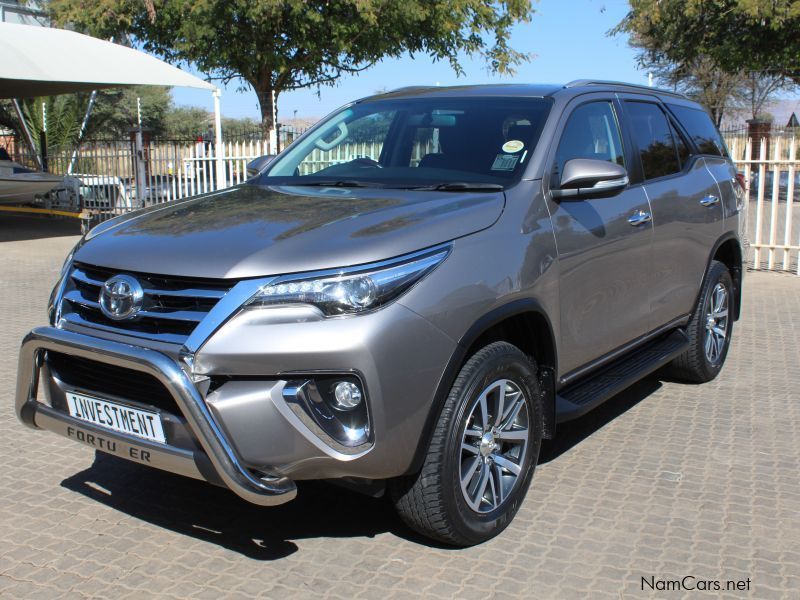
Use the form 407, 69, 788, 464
669, 260, 734, 383
391, 342, 543, 546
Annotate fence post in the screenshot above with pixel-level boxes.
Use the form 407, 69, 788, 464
767, 137, 782, 270
753, 138, 767, 269
747, 119, 771, 160
213, 88, 226, 190
742, 137, 752, 267
132, 128, 147, 208
786, 136, 797, 272
268, 128, 277, 155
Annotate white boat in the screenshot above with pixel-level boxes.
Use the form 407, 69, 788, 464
0, 160, 64, 205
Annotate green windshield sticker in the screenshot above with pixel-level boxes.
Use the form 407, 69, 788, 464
491, 154, 519, 171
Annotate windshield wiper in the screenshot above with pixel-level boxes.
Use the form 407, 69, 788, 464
289, 180, 384, 188
411, 182, 504, 192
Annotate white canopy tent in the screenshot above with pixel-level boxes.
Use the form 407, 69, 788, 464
0, 22, 225, 186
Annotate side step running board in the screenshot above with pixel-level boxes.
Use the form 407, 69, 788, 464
555, 329, 689, 423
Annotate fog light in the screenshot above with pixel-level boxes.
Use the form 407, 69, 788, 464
333, 381, 362, 410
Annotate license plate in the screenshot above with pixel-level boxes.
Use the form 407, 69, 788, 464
66, 392, 166, 444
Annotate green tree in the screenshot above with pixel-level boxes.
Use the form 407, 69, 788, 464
91, 85, 173, 138
164, 106, 212, 139
16, 95, 84, 151
1, 93, 109, 154
614, 0, 800, 84
47, 0, 536, 131
0, 84, 173, 150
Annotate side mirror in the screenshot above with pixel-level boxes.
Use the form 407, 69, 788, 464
551, 158, 628, 200
246, 154, 277, 179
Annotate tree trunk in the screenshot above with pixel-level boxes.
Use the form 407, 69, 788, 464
254, 79, 277, 133
712, 107, 724, 128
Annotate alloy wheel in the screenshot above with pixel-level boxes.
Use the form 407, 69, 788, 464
459, 379, 530, 514
704, 282, 729, 364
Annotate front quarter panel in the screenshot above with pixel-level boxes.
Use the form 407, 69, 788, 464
399, 181, 560, 357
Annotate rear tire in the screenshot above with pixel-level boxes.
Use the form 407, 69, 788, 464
669, 260, 734, 383
391, 342, 543, 546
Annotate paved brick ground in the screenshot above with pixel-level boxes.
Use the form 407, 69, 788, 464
1, 215, 798, 599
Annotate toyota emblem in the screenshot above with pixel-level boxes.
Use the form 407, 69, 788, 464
99, 274, 144, 320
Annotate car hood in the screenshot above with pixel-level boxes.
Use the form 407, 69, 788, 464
77, 184, 505, 278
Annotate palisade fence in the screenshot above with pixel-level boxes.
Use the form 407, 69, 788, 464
10, 126, 800, 275
12, 126, 308, 217
12, 126, 433, 220
723, 130, 800, 274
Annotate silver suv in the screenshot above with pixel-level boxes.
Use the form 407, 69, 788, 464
16, 81, 744, 546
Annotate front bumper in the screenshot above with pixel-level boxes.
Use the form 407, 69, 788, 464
16, 326, 297, 506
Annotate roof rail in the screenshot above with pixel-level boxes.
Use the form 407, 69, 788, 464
387, 85, 437, 93
354, 85, 436, 104
564, 79, 687, 99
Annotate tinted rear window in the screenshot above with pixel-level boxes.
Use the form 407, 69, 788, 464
667, 104, 727, 157
625, 101, 682, 180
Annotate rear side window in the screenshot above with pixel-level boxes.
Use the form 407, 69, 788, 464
554, 101, 625, 184
625, 101, 681, 180
667, 104, 727, 157
671, 121, 691, 167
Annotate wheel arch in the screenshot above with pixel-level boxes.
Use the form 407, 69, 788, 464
406, 299, 558, 475
707, 233, 743, 320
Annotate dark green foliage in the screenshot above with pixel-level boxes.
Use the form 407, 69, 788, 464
47, 0, 536, 129
614, 1, 800, 83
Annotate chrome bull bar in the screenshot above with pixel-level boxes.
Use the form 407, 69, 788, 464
15, 326, 297, 506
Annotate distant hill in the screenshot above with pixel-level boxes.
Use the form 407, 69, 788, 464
722, 97, 800, 129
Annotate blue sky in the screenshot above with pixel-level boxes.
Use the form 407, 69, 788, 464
171, 0, 642, 121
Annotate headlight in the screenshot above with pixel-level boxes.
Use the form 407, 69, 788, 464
245, 244, 451, 316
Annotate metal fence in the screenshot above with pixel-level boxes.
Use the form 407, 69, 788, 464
9, 125, 800, 276
10, 127, 440, 224
11, 130, 302, 221
724, 132, 800, 274
14, 138, 269, 215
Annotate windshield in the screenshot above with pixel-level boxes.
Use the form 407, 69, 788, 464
257, 96, 552, 189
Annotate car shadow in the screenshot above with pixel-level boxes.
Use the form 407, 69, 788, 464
60, 375, 665, 558
539, 375, 663, 464
0, 214, 82, 242
60, 452, 414, 560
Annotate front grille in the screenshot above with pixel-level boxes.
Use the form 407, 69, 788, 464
59, 262, 234, 344
46, 350, 181, 415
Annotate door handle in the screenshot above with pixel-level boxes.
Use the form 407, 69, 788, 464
627, 210, 652, 226
700, 195, 720, 207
